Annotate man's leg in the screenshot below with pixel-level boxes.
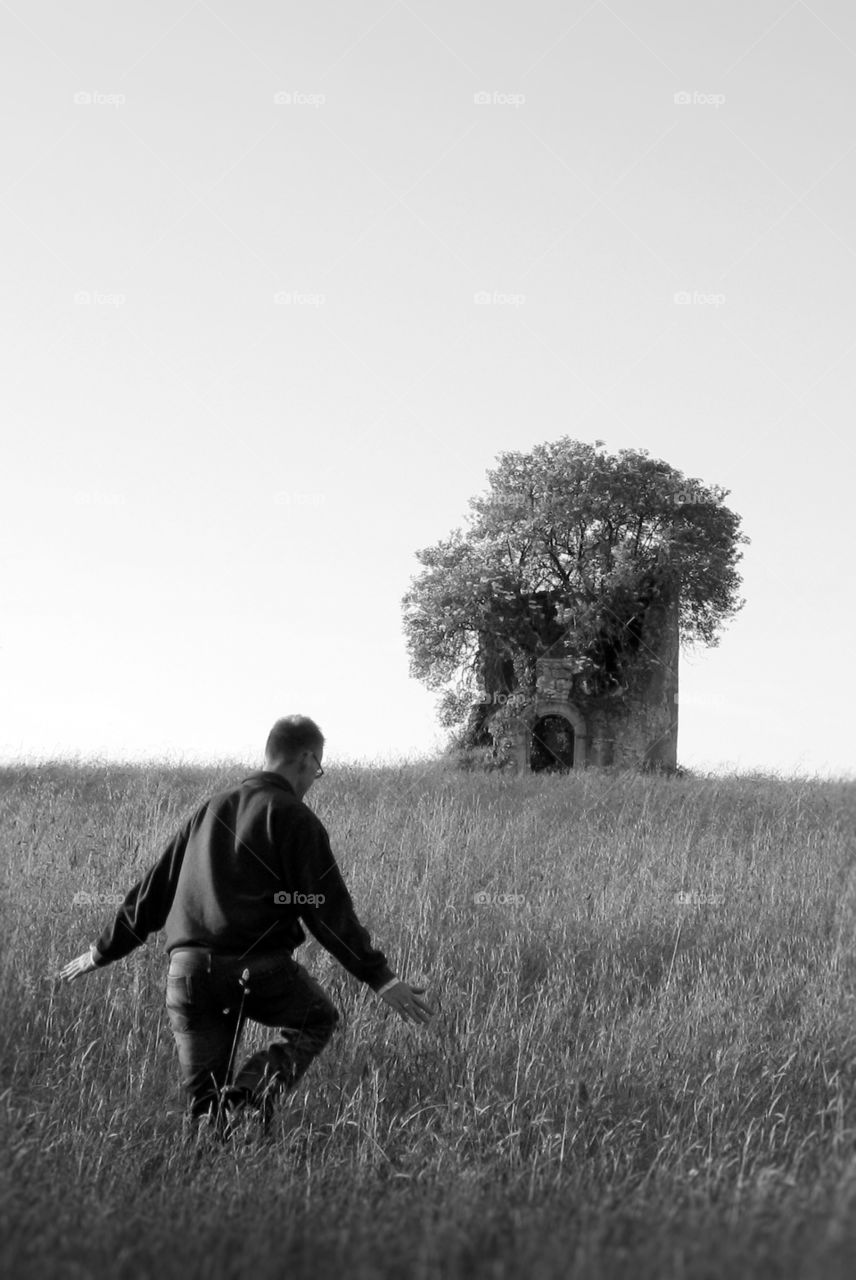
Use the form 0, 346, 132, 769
165, 950, 245, 1141
228, 953, 339, 1128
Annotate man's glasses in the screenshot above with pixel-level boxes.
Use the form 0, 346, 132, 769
309, 751, 324, 779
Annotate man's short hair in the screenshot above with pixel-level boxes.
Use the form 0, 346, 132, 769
265, 715, 325, 765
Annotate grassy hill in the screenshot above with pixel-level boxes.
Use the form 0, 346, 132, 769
2, 760, 855, 1279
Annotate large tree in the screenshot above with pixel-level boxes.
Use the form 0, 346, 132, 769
402, 438, 748, 748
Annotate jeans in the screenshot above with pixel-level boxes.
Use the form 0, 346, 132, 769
165, 946, 339, 1135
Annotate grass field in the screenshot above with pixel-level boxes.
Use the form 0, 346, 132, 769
2, 759, 856, 1279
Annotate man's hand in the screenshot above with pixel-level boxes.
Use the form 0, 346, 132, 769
57, 950, 100, 983
379, 981, 434, 1025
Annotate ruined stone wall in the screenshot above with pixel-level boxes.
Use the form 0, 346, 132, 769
524, 590, 680, 771
535, 659, 574, 703
585, 591, 678, 769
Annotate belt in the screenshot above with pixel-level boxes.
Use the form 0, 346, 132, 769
169, 946, 293, 959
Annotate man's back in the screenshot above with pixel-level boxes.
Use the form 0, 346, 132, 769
93, 770, 395, 990
163, 771, 314, 958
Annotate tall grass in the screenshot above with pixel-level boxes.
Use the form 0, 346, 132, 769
2, 760, 855, 1278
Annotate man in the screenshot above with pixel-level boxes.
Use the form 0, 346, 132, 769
58, 715, 433, 1141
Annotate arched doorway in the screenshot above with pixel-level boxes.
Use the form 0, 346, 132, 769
530, 714, 575, 772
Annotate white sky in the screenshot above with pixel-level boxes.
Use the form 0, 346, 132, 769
1, 0, 854, 777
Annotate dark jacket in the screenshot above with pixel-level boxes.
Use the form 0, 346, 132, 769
91, 772, 395, 992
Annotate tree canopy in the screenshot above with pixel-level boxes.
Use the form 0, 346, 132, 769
402, 438, 748, 740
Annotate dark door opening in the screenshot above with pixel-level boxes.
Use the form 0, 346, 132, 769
530, 715, 575, 772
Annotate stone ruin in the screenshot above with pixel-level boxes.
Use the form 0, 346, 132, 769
497, 590, 680, 773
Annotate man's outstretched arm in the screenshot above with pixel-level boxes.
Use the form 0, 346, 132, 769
285, 812, 434, 1024
57, 812, 196, 982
